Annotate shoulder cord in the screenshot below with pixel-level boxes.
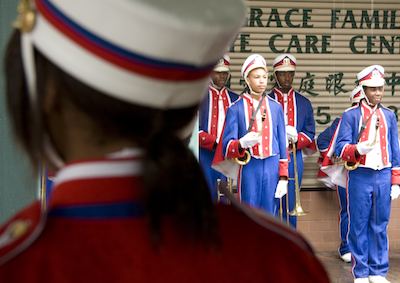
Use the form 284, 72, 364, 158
246, 92, 266, 134
356, 102, 381, 143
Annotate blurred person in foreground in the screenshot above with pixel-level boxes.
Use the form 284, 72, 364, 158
0, 0, 329, 282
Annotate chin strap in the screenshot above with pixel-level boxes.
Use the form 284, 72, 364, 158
21, 33, 36, 106
273, 70, 296, 90
273, 72, 282, 89
247, 84, 264, 96
360, 88, 372, 106
246, 82, 264, 97
21, 33, 66, 170
210, 73, 231, 90
361, 86, 384, 107
210, 79, 221, 90
43, 136, 65, 170
250, 89, 264, 96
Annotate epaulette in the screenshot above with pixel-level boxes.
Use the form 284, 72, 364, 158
226, 88, 239, 97
0, 201, 46, 266
266, 94, 280, 105
229, 96, 241, 106
293, 89, 310, 100
344, 104, 360, 112
380, 104, 393, 111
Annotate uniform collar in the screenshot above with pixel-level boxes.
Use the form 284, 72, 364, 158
48, 148, 144, 211
273, 86, 294, 96
361, 99, 380, 113
209, 84, 226, 93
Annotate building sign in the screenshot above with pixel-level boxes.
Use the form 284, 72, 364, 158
227, 1, 400, 187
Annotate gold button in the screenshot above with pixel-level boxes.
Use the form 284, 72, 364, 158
10, 220, 30, 239
12, 1, 35, 34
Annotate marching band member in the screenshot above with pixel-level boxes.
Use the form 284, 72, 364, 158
199, 55, 239, 201
0, 0, 330, 282
268, 54, 316, 228
334, 66, 400, 283
215, 54, 289, 214
316, 85, 365, 263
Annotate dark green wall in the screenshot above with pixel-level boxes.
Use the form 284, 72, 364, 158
0, 0, 38, 225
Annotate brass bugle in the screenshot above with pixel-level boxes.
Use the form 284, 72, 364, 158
345, 118, 379, 171
234, 150, 251, 165
344, 161, 360, 170
288, 137, 308, 217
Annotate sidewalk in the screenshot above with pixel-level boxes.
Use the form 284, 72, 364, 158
316, 250, 400, 283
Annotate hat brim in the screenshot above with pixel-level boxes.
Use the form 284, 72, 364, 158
274, 67, 296, 72
360, 78, 385, 87
213, 67, 230, 72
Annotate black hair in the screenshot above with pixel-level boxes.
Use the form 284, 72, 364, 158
4, 30, 219, 247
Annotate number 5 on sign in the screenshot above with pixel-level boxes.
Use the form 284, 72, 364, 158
316, 106, 331, 125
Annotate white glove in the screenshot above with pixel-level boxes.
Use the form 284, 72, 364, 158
391, 184, 400, 200
275, 180, 288, 198
239, 132, 261, 148
356, 140, 375, 156
286, 125, 298, 143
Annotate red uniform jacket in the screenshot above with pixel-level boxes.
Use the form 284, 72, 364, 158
0, 152, 329, 283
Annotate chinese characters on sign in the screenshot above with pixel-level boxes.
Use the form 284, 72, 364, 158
299, 72, 400, 97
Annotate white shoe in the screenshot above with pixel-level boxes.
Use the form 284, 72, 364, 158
340, 252, 351, 263
368, 275, 391, 283
354, 278, 369, 283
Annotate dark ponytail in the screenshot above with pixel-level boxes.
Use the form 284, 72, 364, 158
143, 125, 219, 247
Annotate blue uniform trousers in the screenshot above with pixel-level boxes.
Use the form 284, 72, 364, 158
199, 148, 226, 202
337, 185, 350, 256
348, 167, 391, 278
239, 155, 280, 215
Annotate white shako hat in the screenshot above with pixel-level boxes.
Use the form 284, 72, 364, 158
241, 54, 268, 79
349, 85, 365, 104
15, 0, 246, 110
213, 54, 230, 72
357, 65, 385, 87
273, 54, 296, 72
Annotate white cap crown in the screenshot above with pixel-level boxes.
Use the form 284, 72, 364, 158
349, 85, 365, 104
241, 54, 268, 79
273, 54, 296, 72
357, 65, 385, 87
213, 54, 230, 72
